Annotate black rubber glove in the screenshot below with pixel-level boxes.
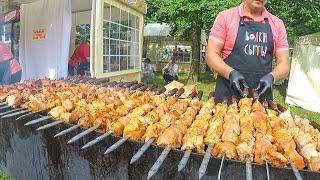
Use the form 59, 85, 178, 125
255, 73, 274, 97
229, 70, 249, 96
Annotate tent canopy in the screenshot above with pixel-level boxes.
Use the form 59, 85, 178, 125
286, 32, 320, 113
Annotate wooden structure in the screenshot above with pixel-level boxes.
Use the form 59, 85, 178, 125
91, 0, 146, 81
144, 23, 207, 73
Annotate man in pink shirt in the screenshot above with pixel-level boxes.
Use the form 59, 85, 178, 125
206, 0, 289, 103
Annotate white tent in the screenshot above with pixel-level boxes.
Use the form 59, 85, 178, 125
286, 32, 320, 113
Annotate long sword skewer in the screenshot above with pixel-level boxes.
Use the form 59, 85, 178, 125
67, 124, 101, 144
147, 146, 171, 180
81, 131, 113, 149
0, 108, 26, 117
178, 150, 192, 172
246, 159, 253, 180
24, 116, 51, 126
265, 161, 270, 180
104, 137, 129, 155
198, 144, 214, 180
130, 138, 155, 164
36, 121, 64, 131
54, 124, 81, 138
2, 110, 30, 118
217, 155, 225, 180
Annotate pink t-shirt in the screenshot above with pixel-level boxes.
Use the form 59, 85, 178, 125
209, 3, 289, 60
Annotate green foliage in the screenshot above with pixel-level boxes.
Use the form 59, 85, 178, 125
146, 0, 320, 42
146, 0, 240, 38
267, 0, 320, 43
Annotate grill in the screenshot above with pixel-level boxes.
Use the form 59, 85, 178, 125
0, 77, 320, 180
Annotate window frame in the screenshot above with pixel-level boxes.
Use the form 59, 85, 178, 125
93, 0, 144, 78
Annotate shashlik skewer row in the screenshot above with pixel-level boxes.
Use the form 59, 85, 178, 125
102, 89, 184, 154
2, 78, 116, 118
54, 86, 163, 138
23, 81, 133, 127
147, 92, 204, 180
129, 91, 199, 164
177, 93, 216, 172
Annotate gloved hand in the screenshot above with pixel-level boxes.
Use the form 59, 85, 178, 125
229, 70, 249, 96
255, 73, 274, 97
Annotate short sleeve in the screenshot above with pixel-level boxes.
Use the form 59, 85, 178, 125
209, 12, 227, 44
275, 21, 289, 52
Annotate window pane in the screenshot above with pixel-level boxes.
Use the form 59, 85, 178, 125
103, 21, 110, 38
111, 5, 120, 23
110, 56, 119, 72
110, 40, 118, 55
120, 56, 128, 71
129, 14, 135, 28
135, 16, 140, 29
104, 3, 111, 20
103, 56, 110, 73
110, 23, 120, 39
120, 26, 128, 41
121, 10, 129, 26
119, 41, 127, 55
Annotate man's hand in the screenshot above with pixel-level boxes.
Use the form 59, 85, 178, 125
229, 70, 249, 96
255, 73, 274, 97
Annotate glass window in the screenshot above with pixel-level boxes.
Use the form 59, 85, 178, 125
103, 2, 141, 73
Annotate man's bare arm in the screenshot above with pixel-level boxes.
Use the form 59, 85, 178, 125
205, 38, 234, 79
271, 50, 289, 82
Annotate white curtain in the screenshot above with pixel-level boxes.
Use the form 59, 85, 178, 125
19, 0, 72, 80
285, 33, 320, 113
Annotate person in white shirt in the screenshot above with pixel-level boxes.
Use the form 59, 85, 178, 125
162, 58, 179, 83
141, 58, 154, 83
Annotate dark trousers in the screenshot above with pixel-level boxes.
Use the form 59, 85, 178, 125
163, 74, 178, 83
78, 61, 90, 75
68, 65, 77, 76
11, 70, 22, 84
0, 60, 11, 85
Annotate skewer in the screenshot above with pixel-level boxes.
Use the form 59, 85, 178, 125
67, 124, 101, 144
0, 105, 10, 110
198, 144, 214, 180
177, 150, 192, 172
104, 137, 129, 155
217, 155, 225, 180
54, 124, 81, 138
253, 91, 272, 180
16, 110, 47, 121
0, 108, 26, 117
147, 146, 171, 180
291, 163, 303, 180
130, 90, 200, 165
101, 88, 182, 154
130, 138, 155, 164
246, 159, 253, 180
81, 131, 113, 149
24, 116, 51, 126
2, 109, 30, 118
36, 121, 63, 131
267, 100, 303, 180
265, 161, 270, 180
0, 102, 7, 106
240, 88, 253, 180
178, 91, 214, 172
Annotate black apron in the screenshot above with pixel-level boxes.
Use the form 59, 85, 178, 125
215, 17, 274, 103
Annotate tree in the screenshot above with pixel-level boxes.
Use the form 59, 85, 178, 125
146, 0, 240, 82
146, 0, 320, 81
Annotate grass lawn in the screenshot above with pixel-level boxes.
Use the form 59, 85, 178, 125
151, 72, 320, 124
0, 171, 11, 180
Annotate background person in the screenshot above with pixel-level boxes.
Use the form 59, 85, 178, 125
141, 58, 154, 83
0, 41, 22, 85
68, 37, 90, 76
162, 58, 179, 83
